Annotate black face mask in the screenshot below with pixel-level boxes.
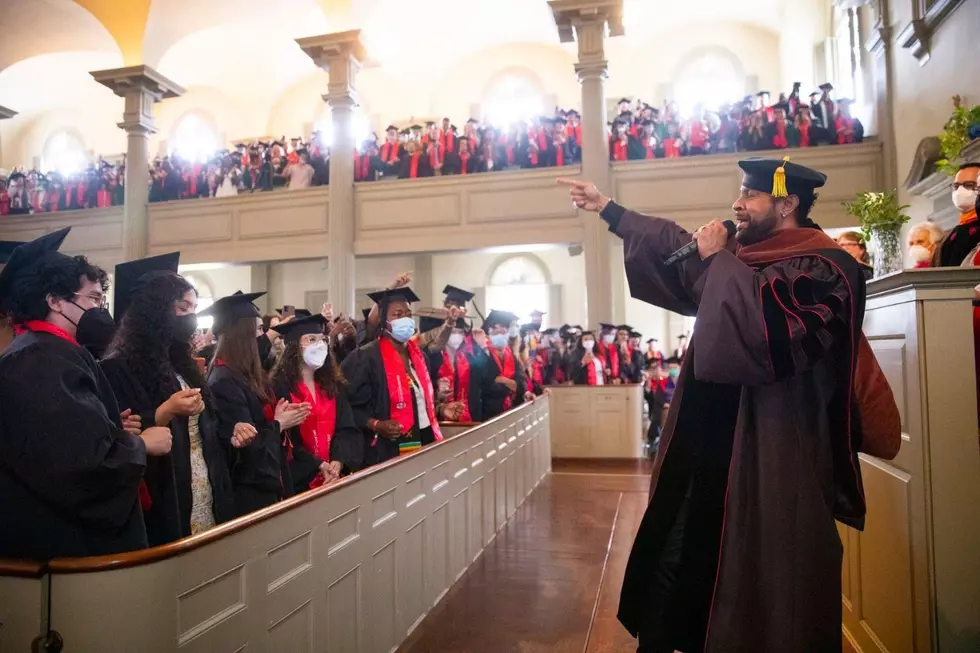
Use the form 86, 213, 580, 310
75, 307, 117, 359
172, 314, 199, 344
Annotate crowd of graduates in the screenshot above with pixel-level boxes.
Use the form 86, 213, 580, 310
0, 161, 125, 216
608, 82, 864, 161
0, 231, 688, 560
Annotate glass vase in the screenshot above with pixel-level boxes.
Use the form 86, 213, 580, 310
870, 227, 903, 278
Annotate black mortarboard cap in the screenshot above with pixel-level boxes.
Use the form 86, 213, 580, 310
410, 124, 422, 130
598, 322, 616, 332
629, 331, 641, 338
367, 287, 421, 305
0, 227, 71, 303
361, 307, 371, 320
466, 118, 478, 125
646, 338, 658, 344
442, 284, 474, 304
199, 291, 266, 335
542, 328, 558, 336
399, 128, 411, 136
425, 121, 436, 127
616, 324, 632, 332
808, 91, 820, 97
293, 308, 313, 318
757, 90, 770, 97
618, 97, 631, 104
483, 309, 518, 330
275, 313, 326, 343
0, 240, 25, 265
520, 323, 536, 334
385, 124, 398, 132
113, 252, 180, 321
738, 157, 827, 199
819, 83, 834, 91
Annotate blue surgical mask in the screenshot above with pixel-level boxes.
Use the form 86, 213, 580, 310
491, 334, 508, 349
388, 317, 416, 343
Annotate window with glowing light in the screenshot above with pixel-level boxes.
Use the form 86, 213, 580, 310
485, 255, 549, 327
42, 130, 88, 176
673, 51, 744, 118
169, 113, 222, 163
482, 74, 544, 128
318, 108, 372, 147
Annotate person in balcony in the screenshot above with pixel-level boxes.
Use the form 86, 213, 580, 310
482, 309, 532, 419
101, 254, 236, 545
397, 139, 434, 180
609, 120, 629, 162
379, 125, 402, 178
203, 291, 311, 516
342, 287, 452, 467
0, 229, 169, 559
596, 323, 622, 385
270, 314, 363, 493
283, 148, 316, 191
443, 136, 476, 176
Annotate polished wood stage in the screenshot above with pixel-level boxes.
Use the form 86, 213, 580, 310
398, 458, 858, 653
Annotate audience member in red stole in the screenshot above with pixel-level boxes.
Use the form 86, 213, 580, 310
835, 99, 864, 144
0, 177, 9, 216
397, 140, 433, 179
793, 105, 813, 148
379, 125, 402, 177
662, 125, 684, 159
628, 120, 657, 160
767, 103, 792, 149
609, 120, 629, 162
686, 111, 709, 155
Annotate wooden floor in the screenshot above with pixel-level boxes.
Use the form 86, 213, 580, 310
398, 458, 858, 653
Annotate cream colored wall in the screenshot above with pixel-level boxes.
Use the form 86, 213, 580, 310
269, 258, 329, 308
890, 2, 980, 220
181, 265, 254, 301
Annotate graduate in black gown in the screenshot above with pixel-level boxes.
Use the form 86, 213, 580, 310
269, 315, 364, 493
203, 292, 311, 516
0, 229, 171, 559
481, 309, 531, 419
342, 287, 448, 467
426, 317, 492, 423
100, 254, 235, 546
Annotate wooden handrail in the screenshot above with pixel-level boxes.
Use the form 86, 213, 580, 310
40, 397, 540, 574
439, 420, 481, 428
0, 558, 47, 578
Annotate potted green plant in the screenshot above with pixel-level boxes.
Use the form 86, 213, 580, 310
843, 191, 911, 278
936, 95, 980, 176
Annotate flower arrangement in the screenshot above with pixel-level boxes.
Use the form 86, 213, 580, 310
937, 95, 980, 176
843, 190, 911, 277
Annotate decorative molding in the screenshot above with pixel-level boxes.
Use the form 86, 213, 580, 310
548, 0, 624, 46
897, 0, 967, 64
91, 65, 185, 134
903, 136, 943, 191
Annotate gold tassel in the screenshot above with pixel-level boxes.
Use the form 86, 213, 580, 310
772, 155, 790, 198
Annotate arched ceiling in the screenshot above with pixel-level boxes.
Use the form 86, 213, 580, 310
0, 0, 120, 72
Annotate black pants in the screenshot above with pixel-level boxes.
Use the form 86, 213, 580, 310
637, 489, 690, 653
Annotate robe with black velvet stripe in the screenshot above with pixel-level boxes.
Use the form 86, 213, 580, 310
603, 204, 868, 653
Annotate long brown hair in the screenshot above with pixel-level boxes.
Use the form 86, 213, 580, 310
212, 317, 271, 403
271, 340, 346, 399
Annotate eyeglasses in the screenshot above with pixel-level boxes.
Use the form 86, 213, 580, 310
74, 293, 108, 310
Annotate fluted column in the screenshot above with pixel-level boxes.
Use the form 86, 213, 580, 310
550, 0, 624, 326
91, 66, 184, 260
297, 31, 367, 317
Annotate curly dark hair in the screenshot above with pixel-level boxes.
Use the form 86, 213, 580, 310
270, 340, 346, 399
6, 253, 108, 323
103, 272, 210, 407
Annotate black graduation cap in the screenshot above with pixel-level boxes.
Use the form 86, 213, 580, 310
617, 97, 631, 104
808, 90, 820, 97
772, 102, 790, 113
0, 240, 25, 265
113, 252, 180, 322
677, 334, 687, 340
629, 331, 641, 339
541, 328, 558, 336
385, 124, 398, 132
483, 309, 517, 330
646, 338, 658, 344
361, 307, 371, 320
819, 83, 834, 91
0, 228, 71, 303
442, 284, 474, 305
641, 119, 655, 126
738, 157, 827, 199
424, 121, 436, 127
520, 323, 537, 335
419, 315, 443, 334
792, 81, 801, 88
199, 291, 266, 335
409, 124, 422, 131
466, 118, 478, 125
756, 90, 770, 97
367, 286, 421, 305
616, 324, 632, 332
274, 313, 326, 343
399, 128, 411, 136
598, 322, 616, 333
294, 308, 313, 318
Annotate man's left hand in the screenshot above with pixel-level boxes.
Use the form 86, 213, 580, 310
693, 220, 730, 260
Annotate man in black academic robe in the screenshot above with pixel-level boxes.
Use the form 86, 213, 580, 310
560, 158, 899, 652
0, 229, 152, 559
481, 310, 529, 419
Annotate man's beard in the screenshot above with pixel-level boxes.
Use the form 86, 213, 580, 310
735, 208, 780, 245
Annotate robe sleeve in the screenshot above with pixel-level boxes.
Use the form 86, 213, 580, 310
341, 348, 377, 430
853, 335, 902, 460
330, 392, 365, 473
690, 248, 853, 387
100, 358, 159, 430
0, 347, 146, 531
602, 203, 710, 316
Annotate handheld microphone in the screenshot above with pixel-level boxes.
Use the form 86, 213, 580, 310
663, 220, 737, 267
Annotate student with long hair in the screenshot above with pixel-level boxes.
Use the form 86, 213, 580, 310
270, 314, 364, 493
203, 292, 311, 516
342, 287, 451, 467
570, 330, 605, 386
101, 255, 235, 544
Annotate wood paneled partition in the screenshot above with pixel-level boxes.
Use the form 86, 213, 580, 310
0, 398, 551, 653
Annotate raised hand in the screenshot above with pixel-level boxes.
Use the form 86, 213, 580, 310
557, 178, 610, 213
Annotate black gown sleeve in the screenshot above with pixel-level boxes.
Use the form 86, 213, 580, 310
0, 345, 146, 530
330, 392, 365, 473
341, 348, 377, 431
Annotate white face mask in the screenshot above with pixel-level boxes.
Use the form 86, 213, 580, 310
582, 340, 595, 351
448, 333, 464, 349
507, 325, 520, 339
302, 342, 329, 369
602, 334, 615, 345
952, 186, 978, 212
909, 244, 932, 264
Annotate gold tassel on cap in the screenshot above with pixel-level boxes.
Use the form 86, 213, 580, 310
772, 155, 790, 198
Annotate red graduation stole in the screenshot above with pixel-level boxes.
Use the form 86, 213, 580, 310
555, 144, 564, 166
441, 131, 456, 154
773, 121, 788, 148
611, 137, 627, 161
76, 182, 86, 206
489, 346, 517, 410
381, 142, 399, 164
597, 341, 619, 378
438, 349, 472, 422
663, 138, 681, 158
291, 383, 337, 489
379, 337, 443, 440
644, 142, 655, 159
459, 151, 470, 175
798, 118, 811, 147
408, 152, 421, 178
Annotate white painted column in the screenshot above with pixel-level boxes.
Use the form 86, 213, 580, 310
297, 31, 367, 317
91, 66, 184, 261
550, 0, 624, 327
